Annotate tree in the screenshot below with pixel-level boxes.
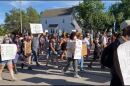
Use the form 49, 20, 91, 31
75, 0, 114, 32
0, 25, 9, 36
4, 7, 40, 34
109, 0, 130, 31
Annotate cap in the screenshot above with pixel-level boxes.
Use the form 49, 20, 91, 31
120, 20, 130, 30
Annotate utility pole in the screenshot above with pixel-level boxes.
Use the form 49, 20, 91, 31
20, 0, 22, 34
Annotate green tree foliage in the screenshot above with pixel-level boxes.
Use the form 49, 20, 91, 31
75, 0, 114, 32
4, 7, 40, 34
0, 25, 9, 36
109, 0, 130, 31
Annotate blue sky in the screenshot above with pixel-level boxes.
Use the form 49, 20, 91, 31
0, 1, 121, 24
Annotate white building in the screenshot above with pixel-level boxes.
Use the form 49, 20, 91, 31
41, 7, 82, 34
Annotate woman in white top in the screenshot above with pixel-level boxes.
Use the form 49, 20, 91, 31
62, 32, 81, 78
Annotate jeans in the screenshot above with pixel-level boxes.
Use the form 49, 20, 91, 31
78, 57, 84, 70
63, 58, 78, 76
32, 50, 39, 64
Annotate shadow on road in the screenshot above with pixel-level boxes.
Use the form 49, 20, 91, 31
22, 77, 93, 85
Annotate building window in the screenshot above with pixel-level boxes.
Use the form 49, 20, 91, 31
45, 20, 47, 24
62, 19, 65, 23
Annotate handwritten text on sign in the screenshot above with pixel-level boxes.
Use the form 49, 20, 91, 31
30, 23, 43, 34
74, 39, 82, 59
0, 44, 17, 61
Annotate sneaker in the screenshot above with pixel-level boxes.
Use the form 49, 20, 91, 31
28, 67, 32, 70
36, 63, 40, 66
61, 69, 65, 74
14, 71, 18, 74
80, 69, 84, 72
11, 77, 17, 81
21, 63, 24, 69
74, 75, 81, 78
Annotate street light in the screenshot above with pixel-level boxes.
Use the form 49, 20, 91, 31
20, 0, 22, 34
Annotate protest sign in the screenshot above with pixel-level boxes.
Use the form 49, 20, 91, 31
74, 39, 82, 59
117, 41, 130, 85
30, 23, 43, 34
0, 44, 17, 61
24, 41, 32, 56
82, 43, 87, 56
66, 41, 75, 57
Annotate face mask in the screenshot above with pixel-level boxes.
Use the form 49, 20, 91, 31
74, 36, 77, 40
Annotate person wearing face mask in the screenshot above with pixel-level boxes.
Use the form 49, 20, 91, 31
101, 20, 130, 86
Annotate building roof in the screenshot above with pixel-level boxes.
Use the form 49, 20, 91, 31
42, 7, 74, 18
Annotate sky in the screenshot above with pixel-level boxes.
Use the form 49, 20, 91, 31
0, 0, 121, 24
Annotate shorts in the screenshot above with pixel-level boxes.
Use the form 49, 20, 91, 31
0, 60, 12, 66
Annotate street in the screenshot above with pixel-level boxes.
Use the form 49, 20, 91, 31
0, 54, 111, 85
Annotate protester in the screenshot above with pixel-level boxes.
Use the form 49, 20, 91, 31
46, 34, 59, 68
12, 35, 20, 74
101, 20, 130, 86
39, 33, 46, 55
32, 34, 40, 66
59, 32, 68, 60
0, 35, 17, 81
21, 35, 32, 70
83, 32, 91, 58
77, 33, 86, 71
62, 32, 81, 78
88, 37, 102, 68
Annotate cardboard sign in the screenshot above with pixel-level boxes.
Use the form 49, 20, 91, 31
0, 44, 17, 61
74, 39, 82, 59
82, 43, 87, 56
24, 41, 32, 56
30, 23, 43, 34
117, 41, 130, 85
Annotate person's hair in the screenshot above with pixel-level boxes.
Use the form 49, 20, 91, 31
70, 32, 76, 40
50, 34, 55, 39
122, 26, 130, 37
62, 32, 67, 38
76, 32, 82, 39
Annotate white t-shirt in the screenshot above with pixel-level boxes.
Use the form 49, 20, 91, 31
84, 37, 90, 46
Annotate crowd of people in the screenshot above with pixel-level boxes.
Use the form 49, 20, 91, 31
0, 20, 130, 86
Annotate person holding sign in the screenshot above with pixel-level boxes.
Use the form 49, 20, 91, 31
62, 32, 81, 78
101, 20, 130, 86
21, 35, 32, 70
0, 35, 17, 81
77, 32, 87, 71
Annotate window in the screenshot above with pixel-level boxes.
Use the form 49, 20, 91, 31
45, 20, 47, 24
62, 19, 65, 23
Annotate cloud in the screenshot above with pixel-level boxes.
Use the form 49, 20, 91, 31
10, 1, 32, 9
102, 1, 121, 11
63, 1, 82, 6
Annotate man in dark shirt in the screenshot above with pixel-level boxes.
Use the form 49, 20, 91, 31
101, 20, 130, 86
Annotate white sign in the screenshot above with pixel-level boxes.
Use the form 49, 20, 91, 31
66, 40, 75, 58
0, 44, 17, 61
117, 41, 130, 85
72, 30, 76, 32
30, 23, 43, 34
45, 30, 48, 33
74, 39, 82, 59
